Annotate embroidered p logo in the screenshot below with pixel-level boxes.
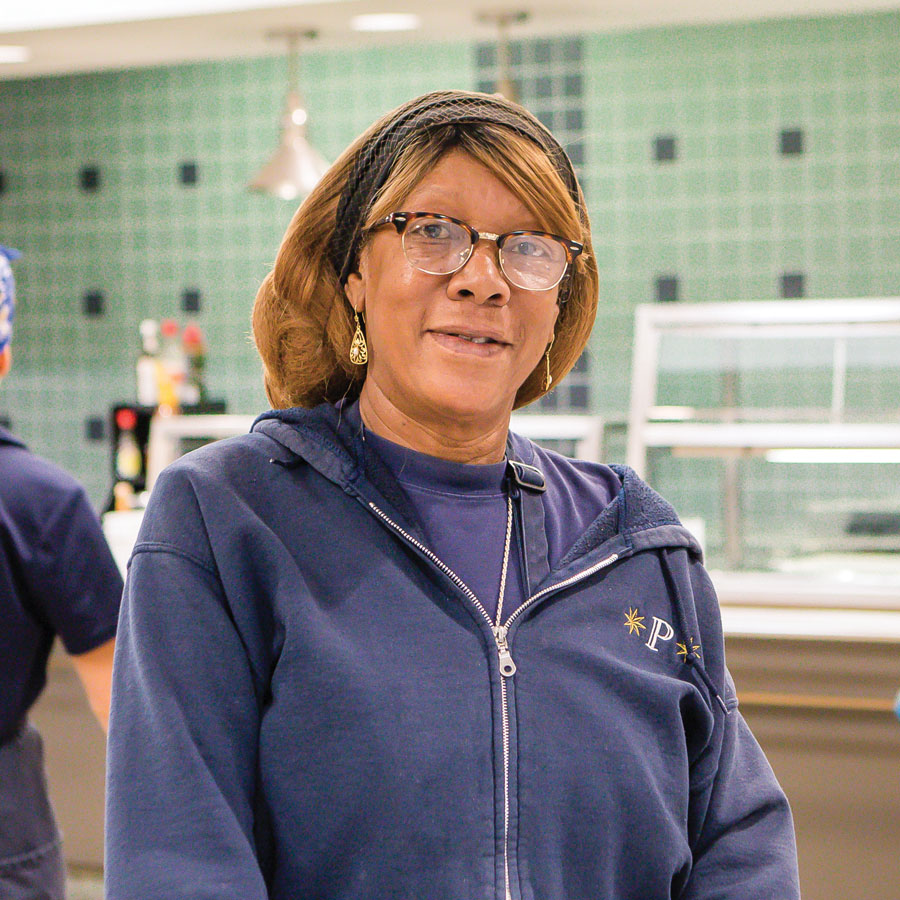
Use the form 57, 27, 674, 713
644, 616, 675, 652
623, 608, 689, 658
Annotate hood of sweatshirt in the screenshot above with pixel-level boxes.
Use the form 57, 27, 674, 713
253, 403, 700, 556
251, 403, 726, 712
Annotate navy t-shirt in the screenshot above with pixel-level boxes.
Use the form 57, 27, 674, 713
352, 406, 621, 621
0, 426, 123, 739
363, 425, 521, 621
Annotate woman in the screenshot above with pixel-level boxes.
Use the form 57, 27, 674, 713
0, 245, 121, 900
106, 91, 800, 900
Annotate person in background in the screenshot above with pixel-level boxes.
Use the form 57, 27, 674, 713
0, 245, 123, 900
106, 91, 800, 899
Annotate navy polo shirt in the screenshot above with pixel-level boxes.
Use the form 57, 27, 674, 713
0, 426, 122, 740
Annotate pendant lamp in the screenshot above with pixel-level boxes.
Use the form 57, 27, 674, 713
249, 29, 330, 201
476, 10, 529, 103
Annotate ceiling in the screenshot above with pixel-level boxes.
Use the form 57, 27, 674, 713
2, 0, 899, 79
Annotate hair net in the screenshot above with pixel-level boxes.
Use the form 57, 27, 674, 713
0, 245, 21, 353
329, 90, 582, 286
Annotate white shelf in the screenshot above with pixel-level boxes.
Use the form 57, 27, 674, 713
641, 421, 900, 451
720, 605, 900, 643
711, 569, 900, 610
632, 297, 900, 329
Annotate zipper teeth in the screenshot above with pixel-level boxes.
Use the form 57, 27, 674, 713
498, 497, 514, 900
501, 552, 620, 633
500, 676, 512, 900
497, 550, 619, 900
494, 495, 514, 627
368, 503, 494, 629
370, 501, 514, 899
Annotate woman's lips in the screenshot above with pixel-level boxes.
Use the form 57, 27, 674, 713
428, 330, 509, 357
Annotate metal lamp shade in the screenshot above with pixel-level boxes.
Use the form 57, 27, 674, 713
249, 91, 330, 201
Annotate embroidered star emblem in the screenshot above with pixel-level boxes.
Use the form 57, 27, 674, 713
623, 607, 646, 635
677, 637, 701, 661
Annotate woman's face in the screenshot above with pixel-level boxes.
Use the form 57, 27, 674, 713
345, 150, 561, 434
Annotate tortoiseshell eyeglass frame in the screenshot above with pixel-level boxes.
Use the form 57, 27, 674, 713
368, 211, 583, 292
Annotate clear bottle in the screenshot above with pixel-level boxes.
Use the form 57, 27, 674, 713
181, 321, 207, 407
157, 318, 185, 414
136, 319, 160, 407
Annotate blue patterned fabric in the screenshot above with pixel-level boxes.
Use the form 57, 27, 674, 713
0, 245, 21, 353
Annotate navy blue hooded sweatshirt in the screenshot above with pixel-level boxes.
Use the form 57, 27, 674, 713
105, 403, 799, 900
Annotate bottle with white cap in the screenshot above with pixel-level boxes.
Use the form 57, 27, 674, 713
136, 319, 160, 407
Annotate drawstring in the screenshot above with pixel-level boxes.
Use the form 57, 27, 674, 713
684, 648, 730, 716
269, 457, 304, 469
659, 548, 730, 716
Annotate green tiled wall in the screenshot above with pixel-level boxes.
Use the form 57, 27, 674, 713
579, 12, 900, 566
0, 42, 473, 505
1, 10, 898, 543
585, 11, 900, 415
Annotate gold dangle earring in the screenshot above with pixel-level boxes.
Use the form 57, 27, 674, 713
349, 310, 368, 366
541, 335, 555, 392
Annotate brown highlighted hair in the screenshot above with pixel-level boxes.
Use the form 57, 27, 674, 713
252, 115, 598, 410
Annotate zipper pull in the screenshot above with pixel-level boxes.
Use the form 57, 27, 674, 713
493, 626, 517, 677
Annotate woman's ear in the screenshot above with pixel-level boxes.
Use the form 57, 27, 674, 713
344, 254, 368, 314
0, 346, 11, 379
549, 297, 561, 335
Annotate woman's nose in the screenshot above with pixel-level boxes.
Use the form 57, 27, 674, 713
446, 240, 511, 306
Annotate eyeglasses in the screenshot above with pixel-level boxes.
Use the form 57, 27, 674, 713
369, 211, 583, 292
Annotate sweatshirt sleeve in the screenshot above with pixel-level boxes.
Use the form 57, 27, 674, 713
681, 560, 801, 899
683, 693, 801, 898
104, 466, 269, 900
